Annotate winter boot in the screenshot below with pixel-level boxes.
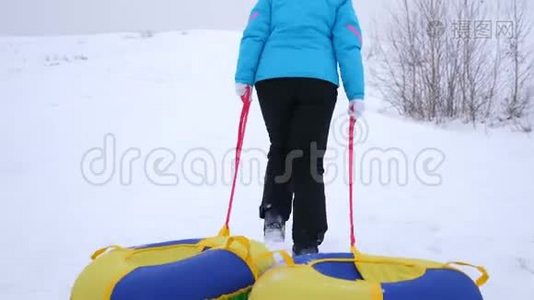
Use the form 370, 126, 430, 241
264, 209, 286, 244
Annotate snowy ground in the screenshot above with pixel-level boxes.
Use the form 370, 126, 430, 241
1, 30, 533, 299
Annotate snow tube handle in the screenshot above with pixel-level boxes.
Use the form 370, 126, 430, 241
223, 236, 262, 279
91, 245, 123, 260
446, 261, 489, 287
224, 236, 251, 256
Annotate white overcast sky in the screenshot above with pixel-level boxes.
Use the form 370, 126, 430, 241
0, 0, 530, 36
0, 0, 388, 35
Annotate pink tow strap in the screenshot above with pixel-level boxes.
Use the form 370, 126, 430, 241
221, 87, 253, 236
348, 117, 357, 249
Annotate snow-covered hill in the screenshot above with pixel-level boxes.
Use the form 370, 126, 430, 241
1, 31, 533, 299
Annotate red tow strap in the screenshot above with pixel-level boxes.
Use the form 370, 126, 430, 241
221, 87, 252, 236
348, 117, 357, 249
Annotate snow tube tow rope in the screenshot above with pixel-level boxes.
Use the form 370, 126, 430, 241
219, 86, 252, 237
248, 116, 489, 300
71, 87, 273, 300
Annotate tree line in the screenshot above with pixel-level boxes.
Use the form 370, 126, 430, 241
370, 0, 532, 131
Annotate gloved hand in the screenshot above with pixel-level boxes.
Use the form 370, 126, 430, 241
348, 100, 365, 119
235, 83, 252, 102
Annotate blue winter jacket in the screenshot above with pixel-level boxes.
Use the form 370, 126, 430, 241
235, 0, 365, 101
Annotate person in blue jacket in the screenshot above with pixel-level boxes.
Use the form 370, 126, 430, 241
235, 0, 365, 255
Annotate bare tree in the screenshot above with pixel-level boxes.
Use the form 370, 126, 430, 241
502, 0, 533, 131
370, 0, 418, 117
454, 0, 497, 124
417, 0, 446, 121
371, 0, 532, 130
372, 0, 446, 121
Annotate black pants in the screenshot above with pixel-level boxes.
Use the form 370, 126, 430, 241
256, 78, 337, 247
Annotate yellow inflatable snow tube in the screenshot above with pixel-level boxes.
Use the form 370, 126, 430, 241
250, 250, 488, 300
71, 235, 273, 300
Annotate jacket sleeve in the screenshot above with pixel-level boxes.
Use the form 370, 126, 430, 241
333, 0, 365, 101
235, 0, 272, 85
